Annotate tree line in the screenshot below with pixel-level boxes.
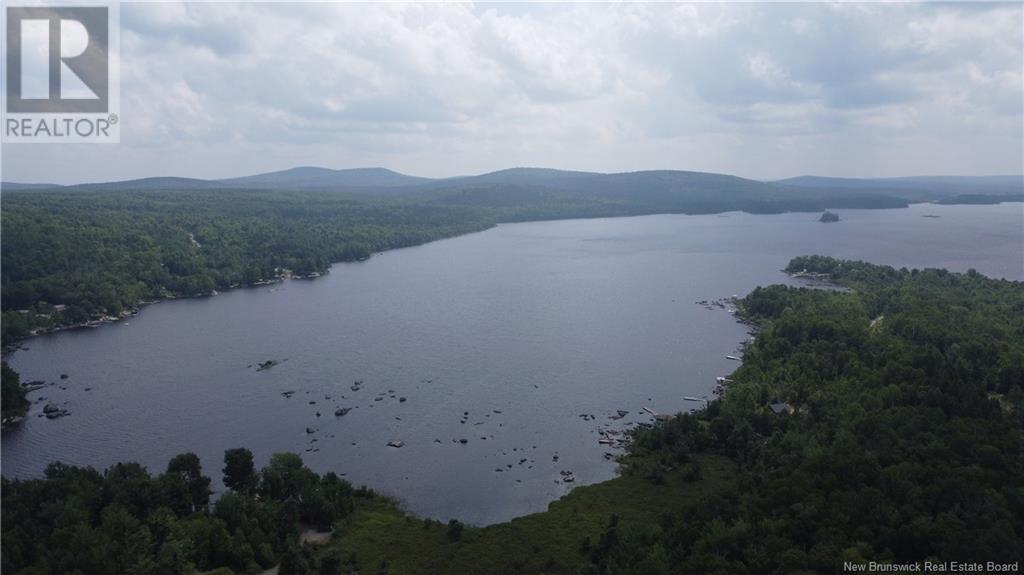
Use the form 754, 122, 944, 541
1, 189, 494, 344
1, 362, 30, 421
3, 255, 1022, 573
1, 185, 918, 346
1, 448, 378, 575
589, 257, 1024, 573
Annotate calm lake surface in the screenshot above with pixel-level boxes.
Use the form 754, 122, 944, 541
3, 202, 1022, 524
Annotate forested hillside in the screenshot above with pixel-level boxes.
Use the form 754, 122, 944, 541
4, 258, 1021, 574
603, 257, 1024, 572
0, 190, 493, 343
8, 166, 1022, 345
0, 180, 914, 344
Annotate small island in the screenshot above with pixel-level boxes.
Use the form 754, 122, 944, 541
818, 210, 840, 223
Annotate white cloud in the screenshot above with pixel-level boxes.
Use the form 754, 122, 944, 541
2, 2, 1021, 183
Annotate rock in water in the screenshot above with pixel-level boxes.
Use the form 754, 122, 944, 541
256, 359, 279, 371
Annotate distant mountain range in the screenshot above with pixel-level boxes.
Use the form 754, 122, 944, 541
776, 175, 1024, 202
218, 166, 434, 191
3, 167, 1021, 212
0, 167, 430, 194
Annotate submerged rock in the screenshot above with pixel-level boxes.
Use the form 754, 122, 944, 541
609, 409, 630, 420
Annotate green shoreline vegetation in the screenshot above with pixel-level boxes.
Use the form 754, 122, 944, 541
4, 169, 1022, 346
0, 190, 495, 345
0, 181, 932, 345
3, 256, 1022, 574
1, 362, 30, 422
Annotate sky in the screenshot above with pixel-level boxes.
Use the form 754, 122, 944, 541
2, 1, 1022, 184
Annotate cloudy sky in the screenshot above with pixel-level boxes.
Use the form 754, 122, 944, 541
3, 1, 1022, 184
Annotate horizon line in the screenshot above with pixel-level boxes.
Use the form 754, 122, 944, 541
4, 166, 1023, 188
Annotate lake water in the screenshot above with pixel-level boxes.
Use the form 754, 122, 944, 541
3, 202, 1022, 525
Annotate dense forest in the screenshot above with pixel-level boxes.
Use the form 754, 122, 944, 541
0, 190, 494, 343
593, 257, 1024, 573
6, 172, 1021, 345
0, 180, 923, 345
3, 257, 1021, 573
1, 362, 29, 421
2, 448, 380, 575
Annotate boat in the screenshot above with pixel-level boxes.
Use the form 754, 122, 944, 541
725, 355, 741, 361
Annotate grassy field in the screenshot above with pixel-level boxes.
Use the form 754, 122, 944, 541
326, 455, 734, 574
